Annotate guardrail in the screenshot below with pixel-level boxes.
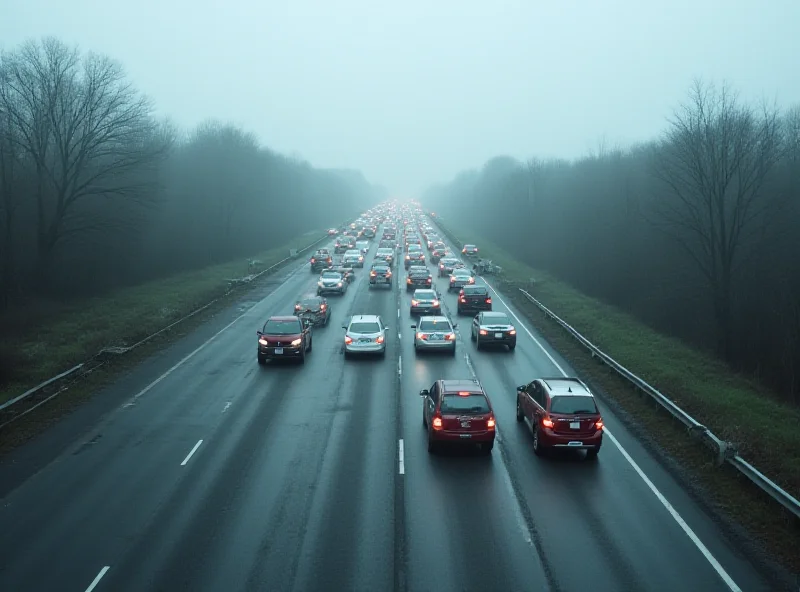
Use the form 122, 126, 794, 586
430, 214, 800, 521
0, 231, 334, 426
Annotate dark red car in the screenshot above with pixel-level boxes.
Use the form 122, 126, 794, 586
421, 379, 496, 455
515, 377, 603, 459
257, 316, 313, 364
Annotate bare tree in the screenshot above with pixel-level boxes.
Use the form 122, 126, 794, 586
0, 37, 168, 281
651, 79, 784, 360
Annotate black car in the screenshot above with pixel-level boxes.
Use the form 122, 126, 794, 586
310, 249, 333, 272
330, 266, 355, 283
406, 267, 433, 291
471, 311, 516, 351
369, 263, 393, 288
294, 294, 331, 325
457, 285, 492, 314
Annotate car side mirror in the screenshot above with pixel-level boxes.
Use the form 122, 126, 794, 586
384, 326, 390, 330
452, 323, 458, 328
419, 389, 429, 397
410, 324, 416, 329
517, 385, 526, 391
257, 331, 263, 336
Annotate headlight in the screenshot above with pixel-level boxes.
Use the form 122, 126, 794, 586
290, 338, 302, 346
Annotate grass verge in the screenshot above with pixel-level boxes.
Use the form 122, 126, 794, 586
435, 217, 800, 581
0, 229, 323, 406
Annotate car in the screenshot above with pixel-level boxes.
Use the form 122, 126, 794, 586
405, 236, 422, 251
457, 285, 492, 314
438, 257, 461, 277
379, 239, 395, 249
294, 294, 331, 325
421, 379, 496, 454
369, 263, 393, 287
411, 315, 457, 355
410, 288, 441, 315
327, 228, 338, 235
375, 247, 395, 266
343, 249, 365, 268
448, 268, 474, 292
471, 311, 516, 350
515, 377, 603, 459
317, 270, 347, 295
404, 245, 425, 269
356, 240, 370, 254
309, 249, 333, 272
343, 314, 388, 357
406, 266, 433, 291
430, 247, 447, 263
462, 244, 479, 258
362, 227, 376, 239
382, 228, 396, 240
334, 238, 351, 254
257, 315, 313, 364
329, 265, 355, 283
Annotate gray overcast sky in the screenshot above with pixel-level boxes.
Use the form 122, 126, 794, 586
2, 0, 799, 196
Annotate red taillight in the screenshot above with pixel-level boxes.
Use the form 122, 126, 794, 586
407, 278, 412, 283
595, 419, 604, 430
432, 416, 443, 429
479, 329, 488, 335
462, 248, 466, 253
417, 332, 426, 340
387, 271, 392, 276
344, 336, 353, 344
487, 416, 496, 429
459, 297, 466, 303
486, 298, 492, 304
371, 271, 377, 276
376, 335, 385, 344
445, 333, 455, 341
259, 337, 268, 345
320, 304, 326, 310
432, 300, 439, 306
405, 255, 410, 259
450, 277, 455, 283
310, 258, 316, 263
295, 304, 301, 309
542, 417, 554, 429
426, 278, 431, 283
411, 300, 419, 306
509, 329, 516, 335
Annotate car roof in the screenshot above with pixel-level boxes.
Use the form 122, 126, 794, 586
541, 378, 593, 397
268, 315, 300, 321
440, 379, 485, 394
349, 314, 381, 323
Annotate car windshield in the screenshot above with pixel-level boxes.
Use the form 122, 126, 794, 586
441, 393, 490, 414
482, 313, 510, 324
463, 286, 487, 295
321, 272, 341, 279
418, 319, 450, 331
263, 319, 302, 334
415, 291, 436, 299
349, 321, 381, 333
550, 395, 598, 415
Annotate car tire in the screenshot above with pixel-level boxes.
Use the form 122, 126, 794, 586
427, 435, 437, 453
258, 354, 266, 365
516, 398, 523, 421
586, 446, 600, 460
482, 441, 494, 455
307, 337, 313, 352
533, 427, 544, 456
509, 343, 516, 351
450, 345, 456, 356
470, 329, 476, 342
475, 334, 482, 349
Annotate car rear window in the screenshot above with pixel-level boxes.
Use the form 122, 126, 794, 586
410, 269, 429, 277
264, 319, 302, 334
550, 396, 598, 415
372, 264, 389, 271
441, 393, 490, 414
482, 313, 510, 324
463, 286, 487, 295
350, 321, 381, 333
454, 269, 471, 276
418, 319, 450, 331
414, 290, 436, 298
299, 297, 321, 307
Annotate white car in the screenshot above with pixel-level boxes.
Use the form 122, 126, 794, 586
449, 268, 474, 292
343, 249, 365, 268
411, 315, 457, 355
356, 240, 370, 254
317, 270, 347, 295
343, 314, 388, 357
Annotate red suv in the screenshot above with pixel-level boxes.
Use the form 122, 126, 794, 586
257, 316, 313, 364
421, 379, 496, 455
515, 377, 603, 459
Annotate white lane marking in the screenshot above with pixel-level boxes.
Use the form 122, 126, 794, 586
398, 439, 405, 475
222, 401, 232, 413
397, 308, 400, 318
398, 355, 402, 377
397, 332, 401, 340
180, 440, 203, 466
479, 277, 742, 592
85, 566, 110, 592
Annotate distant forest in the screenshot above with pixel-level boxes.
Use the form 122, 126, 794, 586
0, 37, 383, 306
425, 80, 800, 402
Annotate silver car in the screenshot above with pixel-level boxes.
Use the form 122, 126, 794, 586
343, 314, 388, 357
410, 289, 442, 316
317, 270, 347, 295
343, 249, 365, 268
448, 269, 474, 292
411, 315, 456, 355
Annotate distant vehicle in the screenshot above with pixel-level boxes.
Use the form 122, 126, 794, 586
462, 244, 479, 258
515, 377, 603, 459
294, 294, 330, 326
421, 379, 495, 454
448, 268, 474, 292
369, 262, 393, 288
329, 266, 355, 283
375, 248, 395, 266
430, 248, 447, 264
343, 249, 364, 268
317, 270, 347, 295
406, 266, 433, 291
343, 314, 388, 358
411, 315, 456, 355
362, 227, 376, 239
334, 238, 350, 254
410, 289, 440, 316
438, 257, 461, 277
379, 239, 395, 249
457, 285, 492, 314
404, 244, 425, 269
471, 311, 516, 350
257, 315, 313, 364
310, 249, 333, 272
327, 228, 338, 235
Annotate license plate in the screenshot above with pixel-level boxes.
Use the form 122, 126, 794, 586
432, 334, 442, 340
570, 421, 580, 429
360, 338, 371, 343
494, 333, 503, 339
460, 421, 471, 428
568, 441, 582, 446
274, 348, 284, 354
460, 434, 472, 438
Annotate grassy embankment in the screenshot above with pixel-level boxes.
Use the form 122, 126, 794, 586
0, 229, 323, 411
436, 218, 800, 577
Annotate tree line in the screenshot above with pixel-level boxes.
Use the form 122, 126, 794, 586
424, 80, 800, 403
0, 37, 383, 308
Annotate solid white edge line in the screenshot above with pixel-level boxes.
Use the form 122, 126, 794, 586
398, 355, 402, 376
84, 566, 110, 592
480, 277, 742, 592
398, 439, 405, 475
180, 439, 203, 466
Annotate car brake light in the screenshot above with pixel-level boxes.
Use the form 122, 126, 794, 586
417, 332, 426, 340
459, 297, 466, 303
479, 329, 488, 335
295, 304, 301, 309
432, 300, 439, 306
411, 299, 419, 306
344, 336, 353, 344
509, 329, 516, 335
310, 258, 316, 263
407, 278, 412, 283
446, 333, 455, 340
595, 419, 604, 430
486, 298, 492, 304
426, 278, 431, 283
432, 416, 443, 429
457, 391, 470, 396
462, 248, 466, 253
450, 277, 455, 282
487, 416, 496, 428
259, 337, 268, 345
371, 271, 377, 276
405, 255, 410, 259
320, 304, 326, 310
439, 264, 444, 268
387, 271, 392, 276
542, 417, 554, 428
376, 335, 385, 344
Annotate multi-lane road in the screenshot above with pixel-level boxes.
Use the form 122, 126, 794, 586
0, 220, 774, 592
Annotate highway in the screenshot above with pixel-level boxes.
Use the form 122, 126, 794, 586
0, 218, 774, 592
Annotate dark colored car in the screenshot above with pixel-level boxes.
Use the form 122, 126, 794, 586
515, 377, 603, 459
457, 285, 492, 314
363, 227, 376, 238
438, 257, 460, 277
410, 289, 441, 315
421, 379, 496, 454
430, 248, 447, 263
470, 311, 516, 350
369, 263, 393, 288
294, 294, 331, 326
330, 266, 355, 283
462, 244, 479, 258
257, 316, 313, 364
310, 249, 333, 272
404, 246, 425, 269
406, 267, 433, 291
